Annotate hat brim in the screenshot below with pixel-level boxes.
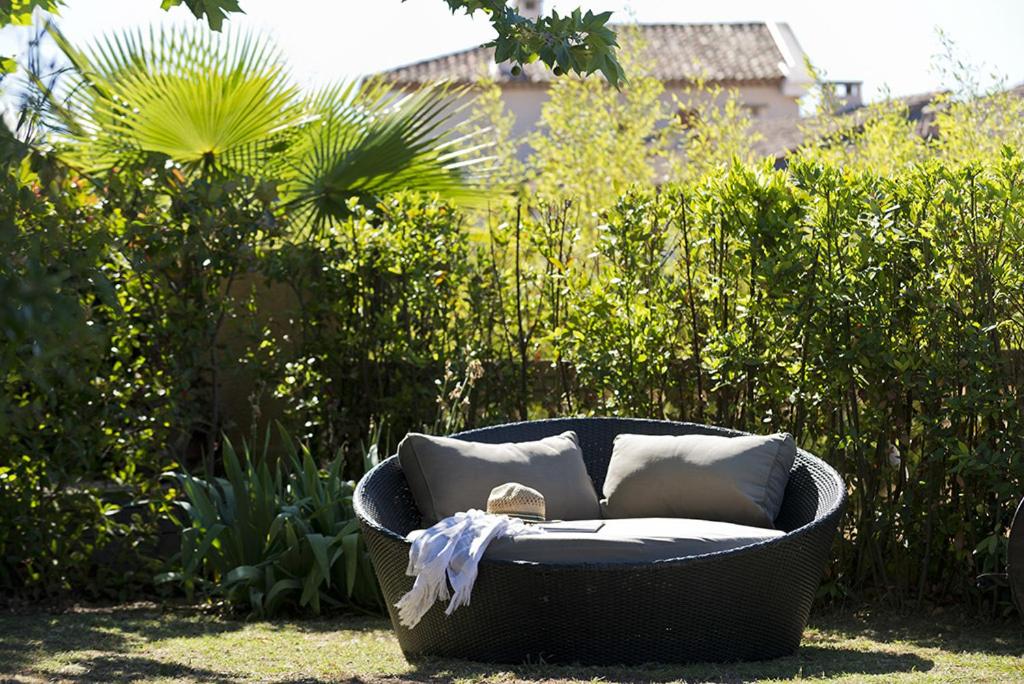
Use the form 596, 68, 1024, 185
498, 512, 546, 523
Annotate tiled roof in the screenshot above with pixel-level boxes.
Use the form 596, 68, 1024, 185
640, 23, 785, 83
381, 23, 787, 86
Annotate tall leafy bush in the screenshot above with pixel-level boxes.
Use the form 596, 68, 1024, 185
0, 134, 167, 598
260, 192, 473, 464
462, 153, 1024, 609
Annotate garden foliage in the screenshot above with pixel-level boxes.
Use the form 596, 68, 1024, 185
0, 133, 168, 598
2, 25, 1024, 615
158, 428, 381, 616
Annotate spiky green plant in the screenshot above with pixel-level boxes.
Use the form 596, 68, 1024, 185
157, 427, 382, 616
39, 22, 491, 228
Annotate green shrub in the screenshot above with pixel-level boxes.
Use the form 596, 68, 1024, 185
527, 28, 667, 223
478, 154, 1024, 610
158, 428, 381, 616
103, 170, 281, 467
259, 192, 474, 464
564, 187, 680, 415
0, 138, 166, 599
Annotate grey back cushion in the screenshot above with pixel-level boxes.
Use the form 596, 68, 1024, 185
398, 431, 601, 525
603, 432, 796, 529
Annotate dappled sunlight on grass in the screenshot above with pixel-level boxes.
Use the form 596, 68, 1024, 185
0, 605, 1021, 683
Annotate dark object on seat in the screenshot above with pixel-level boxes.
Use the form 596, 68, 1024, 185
976, 497, 1024, 615
354, 418, 847, 665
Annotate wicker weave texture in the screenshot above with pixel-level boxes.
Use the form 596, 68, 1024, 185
355, 418, 846, 665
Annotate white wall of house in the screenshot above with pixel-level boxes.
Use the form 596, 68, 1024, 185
493, 81, 800, 144
500, 87, 547, 140
399, 79, 803, 167
667, 84, 801, 120
494, 83, 801, 160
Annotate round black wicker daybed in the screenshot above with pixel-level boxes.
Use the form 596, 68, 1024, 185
354, 418, 846, 665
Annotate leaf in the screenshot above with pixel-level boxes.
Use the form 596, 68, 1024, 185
154, 571, 183, 585
43, 23, 303, 175
188, 523, 227, 574
0, 0, 61, 27
285, 79, 493, 229
267, 510, 294, 547
264, 578, 302, 613
176, 474, 221, 527
299, 567, 322, 614
493, 36, 514, 64
341, 532, 359, 598
161, 0, 244, 32
224, 564, 262, 587
248, 587, 265, 616
305, 533, 332, 588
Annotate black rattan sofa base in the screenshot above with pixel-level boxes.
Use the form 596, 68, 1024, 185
354, 418, 846, 665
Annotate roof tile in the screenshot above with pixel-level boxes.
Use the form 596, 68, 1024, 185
380, 23, 786, 86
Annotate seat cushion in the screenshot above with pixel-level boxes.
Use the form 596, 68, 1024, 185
603, 432, 796, 528
483, 518, 784, 564
398, 431, 600, 525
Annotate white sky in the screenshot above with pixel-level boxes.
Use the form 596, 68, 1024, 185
1, 0, 1022, 102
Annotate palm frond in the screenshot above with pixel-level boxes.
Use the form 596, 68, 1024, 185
284, 80, 495, 231
38, 25, 495, 219
45, 22, 305, 174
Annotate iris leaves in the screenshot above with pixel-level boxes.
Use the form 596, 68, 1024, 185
157, 429, 381, 617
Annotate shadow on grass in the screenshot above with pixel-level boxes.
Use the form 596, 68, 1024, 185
45, 655, 241, 683
0, 604, 245, 677
381, 645, 933, 684
0, 605, 393, 682
0, 640, 935, 684
271, 613, 391, 635
810, 608, 1024, 657
6, 605, 1020, 683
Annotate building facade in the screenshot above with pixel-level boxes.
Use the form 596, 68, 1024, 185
380, 13, 826, 143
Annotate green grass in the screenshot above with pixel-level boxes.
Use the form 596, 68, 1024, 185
0, 604, 1021, 683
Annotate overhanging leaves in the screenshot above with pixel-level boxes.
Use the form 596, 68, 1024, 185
160, 0, 243, 31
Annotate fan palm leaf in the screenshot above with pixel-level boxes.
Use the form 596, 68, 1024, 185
46, 22, 305, 174
40, 23, 494, 224
285, 79, 494, 228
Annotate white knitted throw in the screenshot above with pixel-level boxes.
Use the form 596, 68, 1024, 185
396, 509, 543, 628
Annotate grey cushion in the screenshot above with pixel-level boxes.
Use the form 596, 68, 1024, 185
398, 431, 600, 525
483, 517, 784, 564
602, 432, 796, 528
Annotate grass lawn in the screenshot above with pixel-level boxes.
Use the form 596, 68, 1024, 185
0, 604, 1021, 683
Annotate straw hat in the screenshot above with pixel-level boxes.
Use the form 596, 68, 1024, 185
487, 482, 546, 522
